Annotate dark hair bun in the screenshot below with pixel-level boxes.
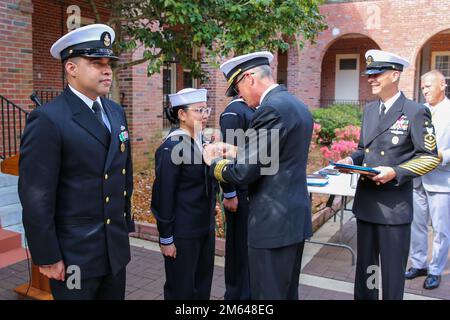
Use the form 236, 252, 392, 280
164, 106, 178, 125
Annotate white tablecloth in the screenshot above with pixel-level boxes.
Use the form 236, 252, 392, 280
307, 165, 357, 197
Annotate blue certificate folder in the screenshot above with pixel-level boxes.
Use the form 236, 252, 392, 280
307, 174, 329, 187
332, 162, 380, 176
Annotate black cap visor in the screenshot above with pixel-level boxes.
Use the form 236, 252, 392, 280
224, 57, 270, 97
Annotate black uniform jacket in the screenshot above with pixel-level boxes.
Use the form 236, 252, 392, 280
351, 93, 440, 225
19, 87, 134, 279
219, 98, 254, 196
211, 85, 314, 249
151, 129, 217, 241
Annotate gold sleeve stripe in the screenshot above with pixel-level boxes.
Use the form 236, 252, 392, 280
400, 160, 439, 171
404, 158, 440, 166
404, 159, 440, 169
214, 159, 231, 183
399, 156, 440, 175
403, 155, 440, 163
399, 163, 431, 175
399, 167, 426, 176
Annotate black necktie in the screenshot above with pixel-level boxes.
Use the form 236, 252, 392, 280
92, 101, 108, 130
379, 103, 386, 120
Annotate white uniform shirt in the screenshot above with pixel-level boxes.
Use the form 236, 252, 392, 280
421, 97, 450, 192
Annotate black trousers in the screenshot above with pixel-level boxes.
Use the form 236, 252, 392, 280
163, 231, 215, 300
248, 241, 304, 300
224, 192, 251, 300
354, 219, 411, 300
49, 268, 126, 300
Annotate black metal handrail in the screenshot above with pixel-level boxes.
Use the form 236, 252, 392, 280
0, 94, 29, 159
33, 89, 116, 106
33, 90, 62, 105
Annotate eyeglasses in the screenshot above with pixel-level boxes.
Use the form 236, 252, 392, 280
185, 106, 212, 116
234, 72, 256, 92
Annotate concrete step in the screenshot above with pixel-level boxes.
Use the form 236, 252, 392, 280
0, 173, 18, 188
0, 185, 20, 207
0, 228, 22, 254
3, 224, 26, 248
0, 247, 28, 269
0, 203, 22, 228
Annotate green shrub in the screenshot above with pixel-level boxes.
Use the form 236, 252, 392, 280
312, 104, 362, 145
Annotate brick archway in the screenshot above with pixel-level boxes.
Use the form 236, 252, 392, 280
319, 34, 380, 107
413, 28, 450, 102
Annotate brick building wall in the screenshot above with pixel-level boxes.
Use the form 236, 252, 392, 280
0, 0, 33, 109
2, 0, 450, 168
32, 0, 110, 92
293, 0, 450, 108
429, 33, 450, 56
0, 0, 33, 157
126, 48, 164, 171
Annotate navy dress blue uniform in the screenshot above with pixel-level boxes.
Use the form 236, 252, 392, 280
350, 50, 440, 300
19, 86, 134, 299
219, 98, 254, 300
151, 88, 217, 300
212, 77, 313, 298
18, 24, 134, 300
151, 129, 217, 300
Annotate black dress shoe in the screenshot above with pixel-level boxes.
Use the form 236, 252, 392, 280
405, 267, 428, 279
423, 274, 441, 290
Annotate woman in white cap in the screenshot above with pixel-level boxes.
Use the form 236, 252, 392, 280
151, 88, 217, 300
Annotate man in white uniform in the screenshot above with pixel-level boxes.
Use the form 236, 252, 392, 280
406, 69, 450, 289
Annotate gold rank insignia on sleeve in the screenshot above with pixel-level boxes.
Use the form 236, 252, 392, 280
398, 155, 440, 176
214, 159, 231, 183
424, 127, 437, 151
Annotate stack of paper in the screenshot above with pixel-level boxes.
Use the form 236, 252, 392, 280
307, 174, 329, 187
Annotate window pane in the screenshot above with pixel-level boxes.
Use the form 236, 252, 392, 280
436, 56, 450, 76
183, 71, 193, 88
446, 79, 450, 99
435, 54, 450, 99
163, 68, 172, 95
340, 59, 357, 70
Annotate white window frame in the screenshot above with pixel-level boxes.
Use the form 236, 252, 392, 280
431, 51, 450, 97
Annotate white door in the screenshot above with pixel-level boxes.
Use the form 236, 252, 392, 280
335, 54, 360, 101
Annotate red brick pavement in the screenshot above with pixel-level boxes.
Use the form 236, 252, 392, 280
1, 218, 447, 300
302, 218, 450, 300
0, 245, 350, 300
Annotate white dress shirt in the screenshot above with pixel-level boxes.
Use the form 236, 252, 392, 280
68, 84, 111, 132
379, 90, 402, 115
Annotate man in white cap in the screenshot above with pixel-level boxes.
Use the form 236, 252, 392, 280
406, 70, 450, 290
337, 50, 440, 299
19, 24, 134, 299
203, 51, 314, 299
